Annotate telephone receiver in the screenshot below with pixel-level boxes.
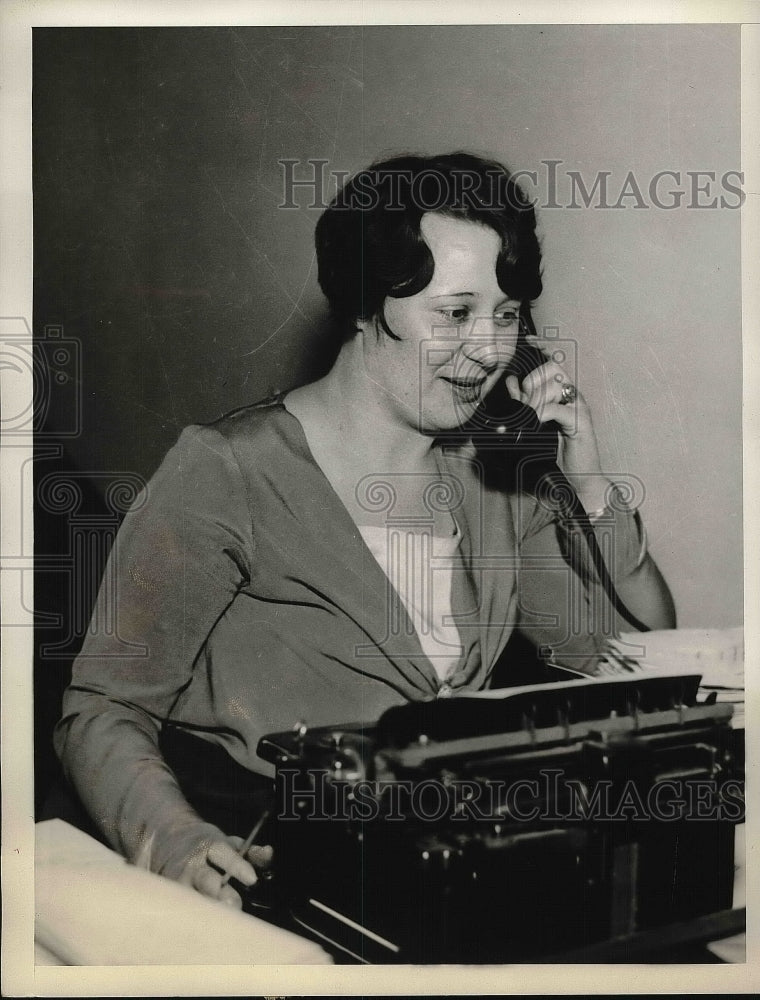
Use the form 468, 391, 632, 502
463, 307, 650, 633
468, 340, 559, 482
464, 307, 560, 485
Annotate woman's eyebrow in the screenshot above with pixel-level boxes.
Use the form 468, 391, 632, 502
428, 291, 521, 307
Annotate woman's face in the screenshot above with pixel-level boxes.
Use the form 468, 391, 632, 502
358, 212, 522, 433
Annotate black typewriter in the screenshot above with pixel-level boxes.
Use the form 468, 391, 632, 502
249, 673, 743, 964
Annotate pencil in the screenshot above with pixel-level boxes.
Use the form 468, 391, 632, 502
219, 808, 271, 888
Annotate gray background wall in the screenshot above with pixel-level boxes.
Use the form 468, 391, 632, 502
34, 24, 742, 630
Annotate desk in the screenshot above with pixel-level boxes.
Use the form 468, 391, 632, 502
35, 818, 744, 966
35, 819, 331, 966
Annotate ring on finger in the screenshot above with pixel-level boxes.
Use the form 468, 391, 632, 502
559, 383, 577, 405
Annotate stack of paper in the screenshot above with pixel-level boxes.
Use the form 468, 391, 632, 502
606, 628, 744, 727
35, 819, 331, 965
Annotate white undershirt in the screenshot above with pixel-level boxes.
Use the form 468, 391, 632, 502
358, 522, 464, 682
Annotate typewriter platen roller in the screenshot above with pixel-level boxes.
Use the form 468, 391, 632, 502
256, 674, 743, 964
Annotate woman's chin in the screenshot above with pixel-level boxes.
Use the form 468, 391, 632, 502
419, 398, 480, 435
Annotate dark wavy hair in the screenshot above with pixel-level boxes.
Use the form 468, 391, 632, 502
315, 151, 543, 342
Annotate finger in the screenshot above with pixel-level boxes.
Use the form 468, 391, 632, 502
524, 367, 584, 416
504, 374, 524, 402
533, 401, 582, 433
521, 368, 561, 414
228, 836, 274, 868
219, 884, 244, 909
519, 361, 557, 398
245, 843, 274, 870
194, 864, 228, 900
193, 866, 242, 907
207, 840, 259, 887
176, 834, 216, 887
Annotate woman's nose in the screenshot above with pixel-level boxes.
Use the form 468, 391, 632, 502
457, 330, 515, 373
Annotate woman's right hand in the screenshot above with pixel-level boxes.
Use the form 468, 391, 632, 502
174, 827, 274, 908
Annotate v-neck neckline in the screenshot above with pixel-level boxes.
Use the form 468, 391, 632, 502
274, 395, 476, 692
281, 392, 461, 536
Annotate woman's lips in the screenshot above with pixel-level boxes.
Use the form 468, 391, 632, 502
441, 374, 487, 402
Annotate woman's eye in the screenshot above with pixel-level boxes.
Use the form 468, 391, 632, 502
437, 307, 470, 324
435, 307, 519, 328
495, 311, 520, 328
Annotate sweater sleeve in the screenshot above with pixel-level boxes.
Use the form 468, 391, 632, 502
514, 490, 676, 672
53, 424, 254, 877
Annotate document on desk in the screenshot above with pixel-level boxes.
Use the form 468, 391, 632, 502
459, 628, 742, 704
35, 819, 331, 965
609, 627, 744, 727
457, 670, 698, 699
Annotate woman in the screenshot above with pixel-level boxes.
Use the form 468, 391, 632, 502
54, 152, 675, 908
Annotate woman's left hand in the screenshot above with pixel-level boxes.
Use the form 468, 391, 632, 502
504, 335, 612, 513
